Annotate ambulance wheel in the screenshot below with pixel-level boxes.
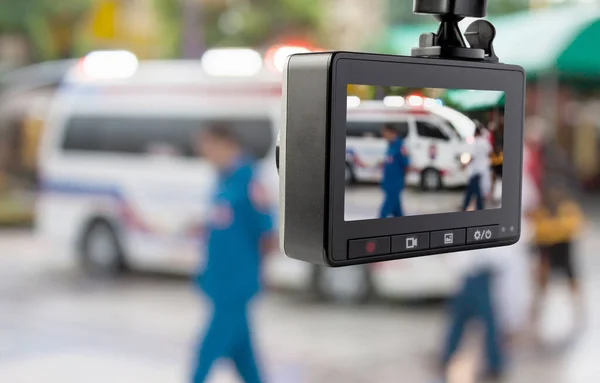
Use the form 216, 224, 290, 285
80, 220, 126, 277
421, 168, 442, 191
345, 163, 355, 185
312, 265, 373, 304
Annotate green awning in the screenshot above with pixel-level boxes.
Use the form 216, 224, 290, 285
447, 90, 505, 112
388, 5, 600, 78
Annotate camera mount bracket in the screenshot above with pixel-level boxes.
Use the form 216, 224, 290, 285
411, 0, 499, 63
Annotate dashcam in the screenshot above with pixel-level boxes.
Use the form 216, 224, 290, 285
279, 52, 525, 266
278, 0, 526, 266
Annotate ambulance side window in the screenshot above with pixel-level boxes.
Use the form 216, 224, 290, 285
393, 122, 409, 139
62, 118, 105, 152
347, 123, 381, 138
416, 121, 449, 141
61, 116, 274, 159
347, 122, 408, 138
225, 120, 274, 159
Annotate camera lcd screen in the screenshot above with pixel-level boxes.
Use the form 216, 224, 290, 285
345, 85, 505, 222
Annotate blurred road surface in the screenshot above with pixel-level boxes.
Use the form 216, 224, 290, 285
1, 221, 600, 383
345, 186, 465, 220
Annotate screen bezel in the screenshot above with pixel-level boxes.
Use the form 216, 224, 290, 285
328, 53, 525, 263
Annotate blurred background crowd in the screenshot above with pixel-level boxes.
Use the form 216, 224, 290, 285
1, 0, 599, 382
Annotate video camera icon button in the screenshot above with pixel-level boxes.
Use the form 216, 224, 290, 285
391, 233, 430, 253
467, 226, 499, 244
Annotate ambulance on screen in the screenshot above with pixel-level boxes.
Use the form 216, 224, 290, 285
346, 95, 474, 191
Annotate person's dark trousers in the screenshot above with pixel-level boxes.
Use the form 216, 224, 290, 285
463, 174, 484, 211
193, 297, 262, 383
442, 270, 504, 375
379, 189, 404, 218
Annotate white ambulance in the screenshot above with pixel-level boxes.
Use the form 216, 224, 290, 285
37, 49, 459, 302
37, 50, 281, 275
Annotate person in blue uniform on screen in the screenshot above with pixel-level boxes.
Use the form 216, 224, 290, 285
191, 124, 276, 383
379, 124, 410, 218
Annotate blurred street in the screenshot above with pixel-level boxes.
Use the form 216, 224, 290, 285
2, 1, 600, 382
346, 186, 465, 220
1, 207, 600, 383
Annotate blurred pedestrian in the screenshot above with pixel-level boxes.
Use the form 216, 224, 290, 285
522, 117, 544, 193
530, 185, 585, 333
494, 142, 539, 345
438, 246, 505, 382
524, 116, 586, 336
487, 117, 504, 206
462, 123, 492, 211
379, 124, 409, 218
435, 163, 539, 382
191, 124, 276, 383
478, 123, 493, 204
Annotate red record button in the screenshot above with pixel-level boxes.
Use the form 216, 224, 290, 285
348, 237, 391, 259
366, 241, 376, 253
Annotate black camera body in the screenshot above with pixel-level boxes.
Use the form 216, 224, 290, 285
278, 0, 527, 267
279, 52, 525, 266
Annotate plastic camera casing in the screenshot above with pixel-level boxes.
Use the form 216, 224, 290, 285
280, 52, 526, 266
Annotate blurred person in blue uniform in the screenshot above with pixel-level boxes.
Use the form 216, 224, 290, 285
192, 124, 276, 383
379, 124, 409, 218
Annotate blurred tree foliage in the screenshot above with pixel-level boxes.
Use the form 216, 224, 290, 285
153, 0, 184, 58
1, 0, 326, 61
201, 0, 325, 48
0, 0, 93, 60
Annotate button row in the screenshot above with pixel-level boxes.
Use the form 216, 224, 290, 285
348, 225, 499, 259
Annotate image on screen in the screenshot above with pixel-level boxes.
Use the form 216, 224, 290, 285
345, 85, 505, 222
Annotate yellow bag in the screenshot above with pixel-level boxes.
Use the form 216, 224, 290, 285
532, 201, 585, 246
490, 151, 504, 166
